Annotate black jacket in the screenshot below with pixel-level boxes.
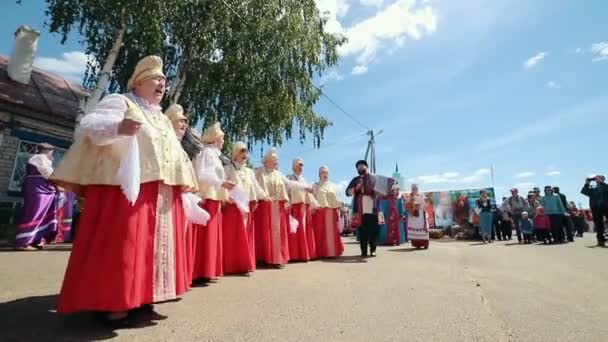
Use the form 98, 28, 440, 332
581, 182, 608, 210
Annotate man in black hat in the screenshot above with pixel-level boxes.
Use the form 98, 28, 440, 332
345, 160, 379, 257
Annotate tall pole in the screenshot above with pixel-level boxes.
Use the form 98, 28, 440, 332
364, 129, 382, 174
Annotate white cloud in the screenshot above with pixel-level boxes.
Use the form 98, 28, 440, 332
415, 171, 460, 184
322, 70, 344, 82
351, 65, 369, 75
34, 51, 91, 81
316, 0, 351, 33
523, 51, 548, 69
546, 171, 561, 177
575, 47, 582, 54
360, 0, 385, 6
410, 168, 490, 186
547, 81, 560, 89
514, 182, 535, 190
461, 168, 490, 184
477, 97, 608, 152
590, 41, 608, 62
515, 171, 535, 179
319, 0, 437, 73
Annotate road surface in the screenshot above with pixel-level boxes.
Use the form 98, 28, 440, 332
0, 235, 606, 341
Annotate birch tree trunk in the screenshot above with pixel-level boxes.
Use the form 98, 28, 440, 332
84, 14, 127, 113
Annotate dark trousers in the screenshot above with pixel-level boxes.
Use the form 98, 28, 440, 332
359, 214, 379, 256
535, 229, 550, 242
501, 221, 512, 240
572, 217, 585, 236
563, 216, 574, 242
492, 221, 501, 240
549, 214, 565, 242
591, 207, 608, 243
512, 213, 523, 242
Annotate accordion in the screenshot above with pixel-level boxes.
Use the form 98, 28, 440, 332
372, 175, 394, 196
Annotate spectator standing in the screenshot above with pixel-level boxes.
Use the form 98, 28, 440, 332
500, 198, 513, 240
569, 202, 586, 237
491, 204, 502, 241
581, 175, 608, 247
507, 189, 529, 243
527, 192, 541, 218
541, 186, 567, 244
533, 207, 552, 244
520, 212, 534, 244
553, 187, 574, 242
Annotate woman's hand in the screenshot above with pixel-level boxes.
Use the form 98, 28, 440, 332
117, 118, 141, 136
222, 181, 236, 190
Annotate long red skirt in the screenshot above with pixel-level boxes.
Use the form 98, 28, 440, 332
288, 203, 316, 261
184, 221, 196, 285
254, 200, 289, 265
192, 199, 223, 280
222, 202, 255, 274
57, 182, 188, 313
313, 208, 344, 258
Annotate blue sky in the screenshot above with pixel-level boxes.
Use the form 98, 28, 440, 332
1, 0, 606, 206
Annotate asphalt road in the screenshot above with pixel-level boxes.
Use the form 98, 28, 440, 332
0, 235, 606, 342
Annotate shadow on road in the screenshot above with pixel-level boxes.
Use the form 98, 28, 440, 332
387, 247, 422, 253
0, 294, 122, 341
0, 244, 73, 253
586, 245, 607, 249
320, 255, 367, 264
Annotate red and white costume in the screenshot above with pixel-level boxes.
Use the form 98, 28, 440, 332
51, 56, 198, 314
287, 158, 317, 261
192, 123, 227, 280
222, 142, 267, 274
254, 149, 308, 266
312, 166, 344, 258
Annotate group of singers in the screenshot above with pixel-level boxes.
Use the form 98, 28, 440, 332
47, 56, 346, 326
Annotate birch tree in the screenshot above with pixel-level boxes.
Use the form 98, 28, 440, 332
40, 0, 345, 148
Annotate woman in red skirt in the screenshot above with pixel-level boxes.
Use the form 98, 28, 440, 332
50, 56, 198, 326
312, 166, 344, 258
223, 141, 268, 274
165, 104, 197, 285
254, 149, 311, 267
192, 123, 235, 281
287, 158, 317, 261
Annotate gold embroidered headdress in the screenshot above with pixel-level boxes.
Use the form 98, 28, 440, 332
263, 148, 279, 163
165, 104, 187, 123
232, 141, 247, 159
201, 122, 224, 144
126, 55, 165, 91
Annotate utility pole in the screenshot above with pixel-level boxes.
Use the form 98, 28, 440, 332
364, 129, 383, 174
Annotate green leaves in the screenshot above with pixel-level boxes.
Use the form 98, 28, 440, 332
43, 0, 345, 148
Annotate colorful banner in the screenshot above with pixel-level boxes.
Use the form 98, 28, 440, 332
402, 187, 495, 228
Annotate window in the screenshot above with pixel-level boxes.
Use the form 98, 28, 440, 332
8, 140, 67, 193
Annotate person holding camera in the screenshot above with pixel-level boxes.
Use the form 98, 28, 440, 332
581, 175, 608, 247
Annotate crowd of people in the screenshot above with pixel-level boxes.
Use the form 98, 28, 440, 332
13, 55, 607, 328
477, 180, 607, 247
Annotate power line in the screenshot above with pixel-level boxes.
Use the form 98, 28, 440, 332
217, 0, 370, 131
